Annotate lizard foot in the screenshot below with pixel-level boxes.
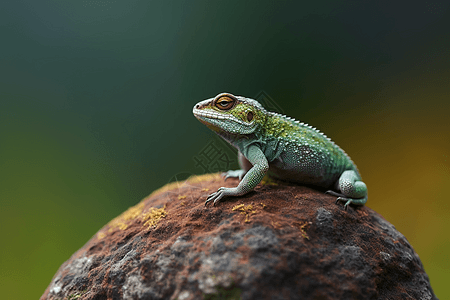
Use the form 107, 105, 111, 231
205, 187, 238, 206
326, 190, 367, 210
335, 197, 353, 211
334, 196, 368, 210
222, 170, 246, 181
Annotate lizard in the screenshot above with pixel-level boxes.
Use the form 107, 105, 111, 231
193, 92, 367, 210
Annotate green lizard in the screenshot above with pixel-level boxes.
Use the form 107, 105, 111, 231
193, 92, 367, 210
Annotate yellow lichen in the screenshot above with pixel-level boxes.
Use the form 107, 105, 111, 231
232, 204, 256, 223
244, 214, 251, 223
146, 181, 186, 199
97, 232, 106, 240
297, 221, 311, 240
142, 206, 167, 229
178, 195, 186, 200
232, 204, 245, 211
260, 175, 278, 186
187, 173, 222, 184
107, 202, 145, 232
146, 173, 221, 199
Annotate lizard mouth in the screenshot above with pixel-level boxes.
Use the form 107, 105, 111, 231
193, 107, 227, 121
193, 107, 254, 128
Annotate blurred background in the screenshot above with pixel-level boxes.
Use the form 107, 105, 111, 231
1, 1, 449, 298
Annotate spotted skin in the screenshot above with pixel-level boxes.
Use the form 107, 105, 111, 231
193, 93, 368, 209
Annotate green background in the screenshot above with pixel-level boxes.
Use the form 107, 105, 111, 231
1, 1, 449, 298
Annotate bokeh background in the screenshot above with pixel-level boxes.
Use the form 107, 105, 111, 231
1, 1, 449, 298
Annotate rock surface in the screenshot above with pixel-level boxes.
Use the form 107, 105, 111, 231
41, 174, 438, 300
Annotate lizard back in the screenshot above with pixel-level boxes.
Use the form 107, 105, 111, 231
261, 111, 360, 188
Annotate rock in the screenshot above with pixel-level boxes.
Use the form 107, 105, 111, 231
41, 174, 438, 300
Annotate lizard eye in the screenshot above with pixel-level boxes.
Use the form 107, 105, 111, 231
214, 95, 236, 110
247, 111, 253, 122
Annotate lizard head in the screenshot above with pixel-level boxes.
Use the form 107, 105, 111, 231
193, 93, 267, 136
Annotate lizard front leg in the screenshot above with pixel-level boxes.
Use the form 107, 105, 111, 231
326, 170, 368, 210
205, 145, 268, 206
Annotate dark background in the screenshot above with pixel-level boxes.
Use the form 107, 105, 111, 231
1, 1, 449, 298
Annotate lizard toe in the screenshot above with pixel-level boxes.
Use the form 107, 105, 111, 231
335, 197, 351, 209
205, 191, 220, 206
205, 195, 215, 206
335, 197, 366, 210
205, 188, 228, 206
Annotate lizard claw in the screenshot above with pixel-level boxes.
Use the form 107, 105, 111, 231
335, 197, 352, 211
204, 187, 240, 207
205, 187, 226, 206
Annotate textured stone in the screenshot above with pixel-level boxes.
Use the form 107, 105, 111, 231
41, 173, 438, 300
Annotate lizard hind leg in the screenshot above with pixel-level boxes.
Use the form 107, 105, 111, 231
326, 170, 367, 210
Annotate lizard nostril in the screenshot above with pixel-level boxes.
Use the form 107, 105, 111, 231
195, 104, 200, 109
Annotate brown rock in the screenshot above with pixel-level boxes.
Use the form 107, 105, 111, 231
41, 174, 438, 300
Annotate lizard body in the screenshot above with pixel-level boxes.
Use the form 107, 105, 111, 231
193, 92, 367, 209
